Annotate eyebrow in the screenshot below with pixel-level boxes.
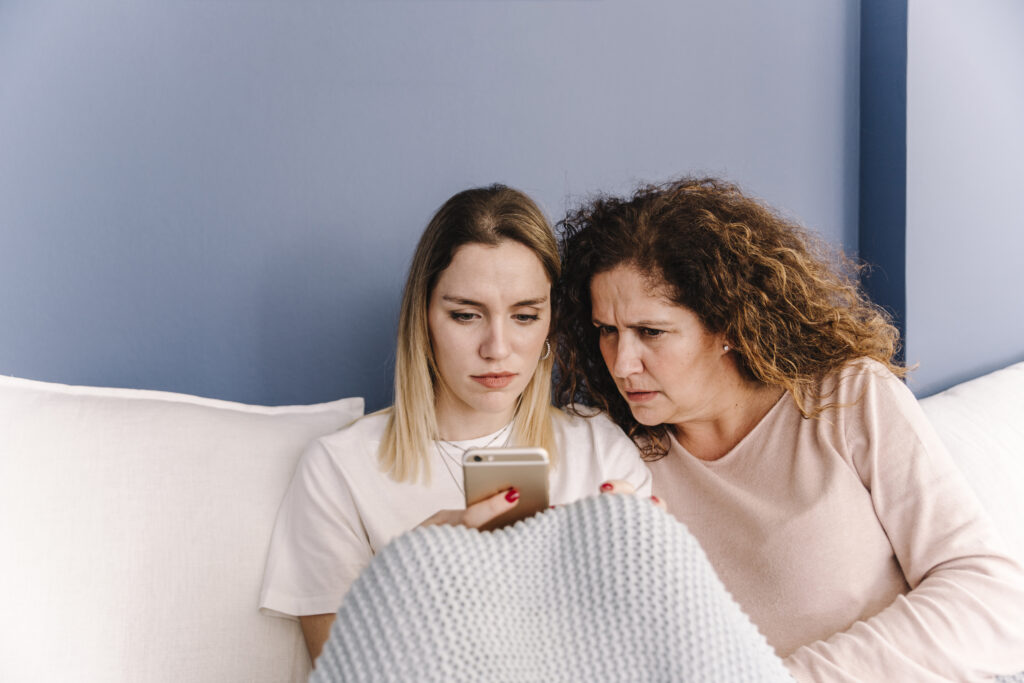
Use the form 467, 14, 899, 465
592, 317, 673, 328
442, 295, 548, 307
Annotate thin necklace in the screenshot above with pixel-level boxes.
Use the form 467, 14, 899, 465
434, 421, 514, 494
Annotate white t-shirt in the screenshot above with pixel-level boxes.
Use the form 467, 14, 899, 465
260, 409, 651, 618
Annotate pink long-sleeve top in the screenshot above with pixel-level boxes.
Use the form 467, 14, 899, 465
650, 359, 1024, 681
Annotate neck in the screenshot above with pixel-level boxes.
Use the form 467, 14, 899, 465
672, 380, 784, 462
434, 394, 516, 442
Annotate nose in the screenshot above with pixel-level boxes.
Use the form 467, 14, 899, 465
480, 319, 511, 360
609, 334, 643, 378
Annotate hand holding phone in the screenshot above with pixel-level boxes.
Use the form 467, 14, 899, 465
463, 447, 550, 531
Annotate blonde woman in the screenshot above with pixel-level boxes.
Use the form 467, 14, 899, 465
260, 185, 651, 663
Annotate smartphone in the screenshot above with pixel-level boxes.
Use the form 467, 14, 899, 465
463, 447, 550, 531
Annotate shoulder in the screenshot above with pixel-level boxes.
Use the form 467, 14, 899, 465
820, 357, 914, 409
548, 407, 650, 495
302, 409, 391, 471
796, 358, 922, 453
319, 409, 390, 447
829, 356, 897, 383
553, 406, 628, 440
552, 409, 638, 462
821, 359, 943, 462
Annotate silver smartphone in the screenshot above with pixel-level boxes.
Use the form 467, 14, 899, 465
463, 447, 550, 531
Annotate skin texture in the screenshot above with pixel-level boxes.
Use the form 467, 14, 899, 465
590, 265, 782, 461
427, 241, 552, 440
300, 614, 335, 663
302, 241, 551, 665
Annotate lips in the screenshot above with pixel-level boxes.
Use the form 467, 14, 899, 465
472, 372, 517, 389
624, 390, 658, 403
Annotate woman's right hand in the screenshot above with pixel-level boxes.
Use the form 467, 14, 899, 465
418, 488, 520, 529
599, 479, 667, 510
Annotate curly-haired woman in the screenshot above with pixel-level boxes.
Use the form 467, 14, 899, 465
556, 177, 1024, 680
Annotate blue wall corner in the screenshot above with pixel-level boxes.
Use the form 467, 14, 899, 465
858, 0, 908, 364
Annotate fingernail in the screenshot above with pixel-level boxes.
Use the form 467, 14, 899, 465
650, 495, 660, 504
600, 483, 614, 492
505, 488, 520, 503
549, 505, 556, 509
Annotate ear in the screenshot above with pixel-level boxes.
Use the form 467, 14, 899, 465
716, 333, 733, 356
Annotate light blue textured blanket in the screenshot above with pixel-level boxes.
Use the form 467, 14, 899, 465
312, 494, 793, 682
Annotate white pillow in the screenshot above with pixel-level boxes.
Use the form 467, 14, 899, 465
0, 375, 363, 683
918, 361, 1024, 562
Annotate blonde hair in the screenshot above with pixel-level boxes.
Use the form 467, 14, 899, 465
379, 184, 560, 483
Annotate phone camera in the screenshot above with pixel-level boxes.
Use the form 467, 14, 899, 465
473, 455, 483, 462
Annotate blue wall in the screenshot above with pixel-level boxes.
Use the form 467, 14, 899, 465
0, 1, 860, 410
858, 0, 907, 362
904, 0, 1024, 395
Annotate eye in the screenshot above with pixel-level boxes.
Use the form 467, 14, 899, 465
638, 327, 664, 338
594, 324, 616, 337
449, 311, 479, 323
513, 313, 540, 323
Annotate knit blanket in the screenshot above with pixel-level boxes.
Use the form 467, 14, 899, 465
312, 494, 793, 682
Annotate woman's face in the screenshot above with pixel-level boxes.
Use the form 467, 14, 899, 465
590, 265, 730, 428
427, 240, 551, 435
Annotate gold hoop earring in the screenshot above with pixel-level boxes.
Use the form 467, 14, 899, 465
540, 339, 551, 361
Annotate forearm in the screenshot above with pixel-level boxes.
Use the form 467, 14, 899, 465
300, 613, 337, 665
783, 556, 1024, 682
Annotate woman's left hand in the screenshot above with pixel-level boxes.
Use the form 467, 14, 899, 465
418, 487, 520, 529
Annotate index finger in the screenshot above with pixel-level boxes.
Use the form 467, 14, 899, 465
598, 479, 636, 495
462, 488, 519, 529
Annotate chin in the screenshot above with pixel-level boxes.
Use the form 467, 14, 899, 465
472, 392, 519, 414
628, 406, 666, 427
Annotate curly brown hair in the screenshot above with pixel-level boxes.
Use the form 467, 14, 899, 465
554, 177, 905, 459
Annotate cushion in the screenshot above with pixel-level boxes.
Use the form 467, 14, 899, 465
918, 361, 1024, 562
0, 375, 363, 683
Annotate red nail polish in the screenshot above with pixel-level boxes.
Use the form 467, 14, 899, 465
600, 483, 614, 492
651, 495, 660, 504
505, 488, 520, 503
